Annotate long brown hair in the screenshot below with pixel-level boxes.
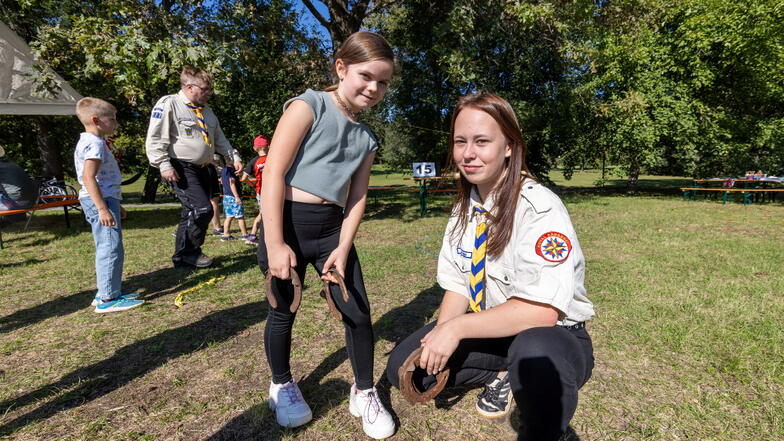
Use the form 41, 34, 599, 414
448, 93, 535, 258
325, 31, 395, 92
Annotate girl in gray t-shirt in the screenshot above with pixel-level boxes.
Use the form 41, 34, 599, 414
256, 31, 397, 440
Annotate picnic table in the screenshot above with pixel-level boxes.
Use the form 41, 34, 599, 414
681, 177, 784, 205
404, 175, 457, 215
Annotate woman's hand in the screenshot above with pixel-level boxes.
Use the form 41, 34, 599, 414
321, 246, 349, 284
419, 321, 461, 376
267, 242, 297, 279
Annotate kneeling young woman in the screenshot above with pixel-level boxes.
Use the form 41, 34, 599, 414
386, 93, 595, 441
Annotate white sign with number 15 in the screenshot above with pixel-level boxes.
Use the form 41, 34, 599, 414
412, 162, 436, 178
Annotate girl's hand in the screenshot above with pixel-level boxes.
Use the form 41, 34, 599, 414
320, 247, 348, 284
419, 322, 460, 376
267, 242, 297, 279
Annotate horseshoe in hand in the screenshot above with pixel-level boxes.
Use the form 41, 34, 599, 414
398, 347, 450, 405
320, 266, 350, 321
265, 269, 302, 313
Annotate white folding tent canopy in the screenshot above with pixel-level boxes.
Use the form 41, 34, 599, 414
0, 20, 82, 115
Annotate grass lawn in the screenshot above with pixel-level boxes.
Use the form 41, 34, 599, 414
1, 181, 782, 440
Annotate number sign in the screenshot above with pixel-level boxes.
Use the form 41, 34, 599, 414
413, 162, 436, 178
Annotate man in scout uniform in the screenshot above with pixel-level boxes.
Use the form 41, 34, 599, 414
146, 66, 242, 268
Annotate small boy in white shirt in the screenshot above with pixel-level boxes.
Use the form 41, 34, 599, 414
74, 97, 143, 313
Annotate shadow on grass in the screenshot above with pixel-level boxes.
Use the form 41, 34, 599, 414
0, 257, 50, 269
594, 177, 691, 189
204, 283, 443, 440
508, 408, 583, 441
0, 219, 84, 249
365, 189, 454, 222
0, 298, 267, 436
121, 206, 181, 230
555, 183, 684, 197
0, 249, 257, 335
202, 378, 352, 441
1, 205, 177, 250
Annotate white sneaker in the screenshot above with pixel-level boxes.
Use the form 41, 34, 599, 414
349, 384, 395, 439
268, 380, 312, 428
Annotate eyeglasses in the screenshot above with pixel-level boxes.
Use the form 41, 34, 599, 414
188, 83, 213, 94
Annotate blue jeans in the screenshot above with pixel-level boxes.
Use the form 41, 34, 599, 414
81, 197, 124, 301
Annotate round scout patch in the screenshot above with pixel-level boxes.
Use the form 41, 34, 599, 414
535, 232, 572, 262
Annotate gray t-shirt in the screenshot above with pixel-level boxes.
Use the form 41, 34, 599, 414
283, 89, 378, 207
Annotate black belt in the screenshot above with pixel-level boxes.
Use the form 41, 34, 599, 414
172, 158, 209, 168
559, 322, 586, 331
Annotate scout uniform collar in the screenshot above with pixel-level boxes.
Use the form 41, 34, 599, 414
177, 90, 212, 147
176, 90, 191, 105
468, 186, 496, 220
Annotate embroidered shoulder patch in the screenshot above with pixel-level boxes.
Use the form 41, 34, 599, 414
535, 232, 572, 262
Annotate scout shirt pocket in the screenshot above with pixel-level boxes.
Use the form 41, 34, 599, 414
485, 260, 515, 306
453, 250, 515, 308
450, 249, 472, 292
452, 252, 471, 275
177, 119, 198, 140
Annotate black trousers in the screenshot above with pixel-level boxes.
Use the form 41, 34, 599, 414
386, 321, 594, 441
170, 159, 214, 266
256, 201, 375, 389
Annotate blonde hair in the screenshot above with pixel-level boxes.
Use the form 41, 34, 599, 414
180, 66, 213, 89
326, 31, 395, 92
76, 97, 116, 126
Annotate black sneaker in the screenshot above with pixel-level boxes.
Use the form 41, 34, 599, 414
211, 228, 224, 236
194, 254, 213, 268
476, 372, 513, 419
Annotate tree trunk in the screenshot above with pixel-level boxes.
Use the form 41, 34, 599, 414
302, 0, 371, 52
626, 161, 640, 195
33, 116, 63, 179
141, 165, 160, 203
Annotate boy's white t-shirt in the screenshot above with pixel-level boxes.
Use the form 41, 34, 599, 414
74, 132, 122, 201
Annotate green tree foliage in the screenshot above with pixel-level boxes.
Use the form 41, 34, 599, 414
1, 0, 324, 190
204, 0, 327, 152
375, 0, 783, 188
4, 0, 781, 191
570, 0, 784, 191
374, 0, 597, 181
368, 1, 459, 173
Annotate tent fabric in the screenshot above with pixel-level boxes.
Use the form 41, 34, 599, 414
0, 157, 37, 210
0, 20, 82, 115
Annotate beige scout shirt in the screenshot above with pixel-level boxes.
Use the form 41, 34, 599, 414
145, 90, 240, 172
437, 179, 595, 326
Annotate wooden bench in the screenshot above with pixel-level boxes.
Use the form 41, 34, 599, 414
680, 187, 784, 205
0, 195, 80, 249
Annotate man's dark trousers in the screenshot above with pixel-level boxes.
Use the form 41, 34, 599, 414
170, 159, 214, 266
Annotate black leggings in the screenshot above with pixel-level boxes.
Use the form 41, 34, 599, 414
386, 322, 594, 441
257, 201, 375, 389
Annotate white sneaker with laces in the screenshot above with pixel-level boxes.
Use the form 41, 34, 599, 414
348, 384, 395, 439
268, 380, 312, 428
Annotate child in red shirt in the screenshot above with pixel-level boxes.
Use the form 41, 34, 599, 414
242, 135, 269, 245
